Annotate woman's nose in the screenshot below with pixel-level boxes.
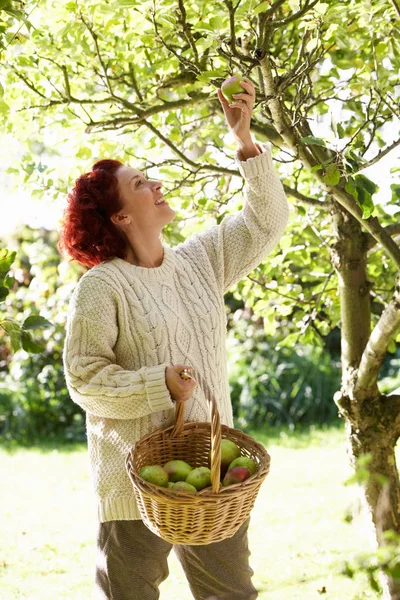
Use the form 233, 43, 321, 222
153, 180, 162, 191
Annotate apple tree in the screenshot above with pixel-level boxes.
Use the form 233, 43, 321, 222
1, 0, 400, 595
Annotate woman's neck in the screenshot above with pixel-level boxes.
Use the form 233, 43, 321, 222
123, 238, 164, 268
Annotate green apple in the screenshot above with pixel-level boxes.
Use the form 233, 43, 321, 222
139, 465, 169, 487
228, 456, 257, 476
210, 439, 241, 477
167, 482, 175, 489
171, 481, 197, 493
222, 466, 251, 487
221, 74, 244, 104
185, 466, 212, 491
163, 459, 193, 482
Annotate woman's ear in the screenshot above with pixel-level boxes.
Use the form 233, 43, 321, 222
111, 213, 126, 226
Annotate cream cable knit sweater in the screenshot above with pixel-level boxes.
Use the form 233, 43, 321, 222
63, 143, 289, 523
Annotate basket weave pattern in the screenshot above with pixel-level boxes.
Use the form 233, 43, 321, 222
126, 370, 271, 545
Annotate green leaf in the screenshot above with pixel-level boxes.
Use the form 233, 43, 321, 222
76, 147, 92, 160
389, 560, 400, 582
357, 186, 375, 219
337, 123, 345, 139
254, 2, 270, 14
22, 315, 53, 330
369, 574, 381, 593
0, 249, 16, 286
349, 175, 377, 218
355, 174, 378, 196
297, 205, 306, 216
196, 36, 215, 52
310, 164, 323, 173
0, 286, 9, 302
390, 183, 400, 205
301, 136, 326, 147
345, 177, 358, 201
9, 330, 21, 352
306, 38, 318, 53
1, 318, 22, 352
20, 331, 45, 354
3, 274, 14, 288
277, 332, 301, 348
0, 317, 20, 333
322, 164, 341, 186
314, 2, 328, 15
0, 99, 9, 115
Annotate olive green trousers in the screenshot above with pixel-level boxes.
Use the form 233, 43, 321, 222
95, 517, 258, 600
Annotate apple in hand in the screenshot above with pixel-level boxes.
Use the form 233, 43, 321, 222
222, 466, 251, 487
221, 74, 244, 104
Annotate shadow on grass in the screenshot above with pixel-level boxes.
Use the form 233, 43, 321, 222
1, 421, 346, 454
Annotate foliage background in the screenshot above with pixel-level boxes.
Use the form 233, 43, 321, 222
1, 0, 400, 442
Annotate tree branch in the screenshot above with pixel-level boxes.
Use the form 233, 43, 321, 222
85, 93, 211, 133
367, 224, 400, 251
353, 137, 400, 173
141, 119, 238, 176
10, 67, 47, 99
80, 14, 113, 95
272, 0, 320, 27
355, 277, 400, 396
176, 0, 199, 66
257, 52, 400, 269
390, 0, 400, 18
151, 8, 200, 75
265, 0, 286, 18
283, 185, 328, 209
129, 64, 144, 102
61, 65, 72, 101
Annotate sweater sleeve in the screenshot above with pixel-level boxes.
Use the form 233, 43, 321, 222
181, 143, 290, 294
63, 276, 174, 420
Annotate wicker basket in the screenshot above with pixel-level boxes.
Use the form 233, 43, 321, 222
125, 369, 270, 545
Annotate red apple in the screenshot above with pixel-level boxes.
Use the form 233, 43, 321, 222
222, 466, 251, 487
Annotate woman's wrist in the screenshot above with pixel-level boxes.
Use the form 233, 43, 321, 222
236, 136, 262, 160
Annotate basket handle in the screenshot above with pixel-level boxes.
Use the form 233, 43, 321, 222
170, 368, 221, 494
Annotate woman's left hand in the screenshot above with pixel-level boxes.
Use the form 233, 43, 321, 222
217, 77, 256, 143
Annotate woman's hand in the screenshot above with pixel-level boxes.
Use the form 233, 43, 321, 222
165, 364, 197, 403
217, 77, 256, 143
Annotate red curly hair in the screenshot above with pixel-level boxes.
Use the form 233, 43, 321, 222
58, 159, 128, 268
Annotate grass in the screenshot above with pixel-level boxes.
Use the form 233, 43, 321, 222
0, 424, 382, 599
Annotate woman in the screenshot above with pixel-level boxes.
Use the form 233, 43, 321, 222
60, 78, 289, 600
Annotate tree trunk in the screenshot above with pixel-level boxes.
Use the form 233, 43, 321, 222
331, 202, 400, 598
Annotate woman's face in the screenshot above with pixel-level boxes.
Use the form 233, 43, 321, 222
112, 166, 176, 232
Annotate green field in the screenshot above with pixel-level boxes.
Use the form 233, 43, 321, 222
1, 426, 381, 599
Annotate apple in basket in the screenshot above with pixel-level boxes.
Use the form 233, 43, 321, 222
228, 456, 257, 476
139, 465, 169, 487
163, 459, 193, 482
222, 466, 251, 487
171, 481, 197, 493
185, 467, 212, 491
209, 439, 241, 477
